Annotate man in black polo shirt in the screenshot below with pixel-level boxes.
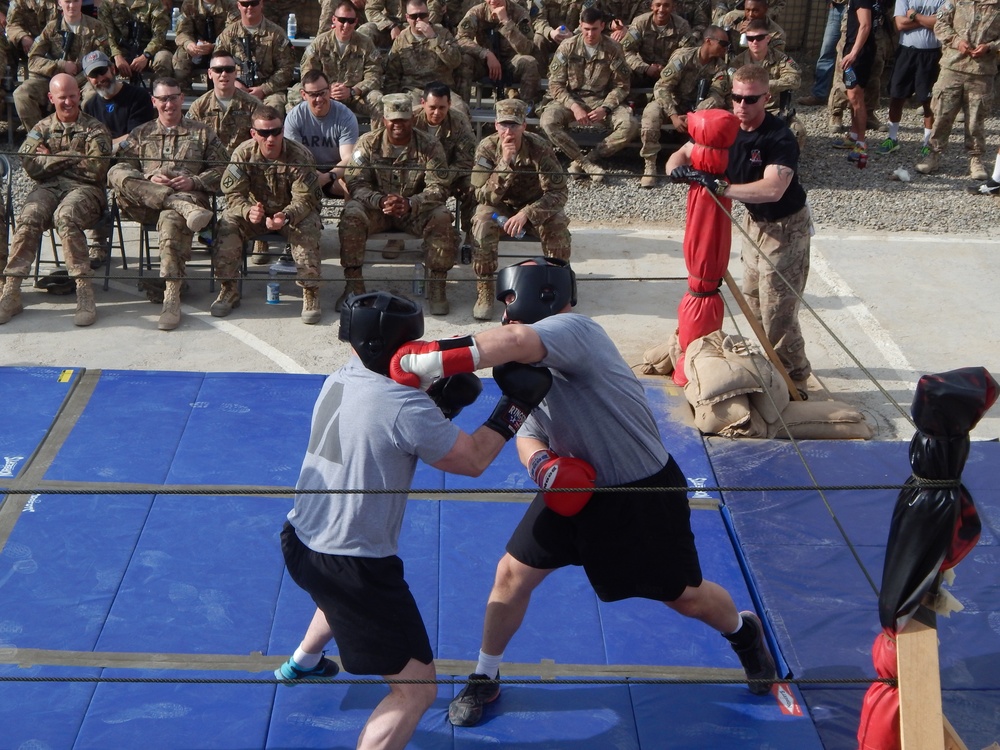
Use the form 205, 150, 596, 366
666, 63, 812, 386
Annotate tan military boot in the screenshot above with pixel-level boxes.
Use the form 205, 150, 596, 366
158, 280, 182, 330
301, 286, 321, 325
334, 268, 366, 312
381, 239, 404, 259
0, 276, 24, 325
74, 278, 97, 327
250, 240, 270, 265
915, 151, 940, 175
163, 196, 214, 233
210, 280, 241, 317
567, 160, 585, 179
969, 156, 988, 181
427, 271, 449, 315
473, 278, 495, 321
580, 155, 605, 183
640, 157, 658, 189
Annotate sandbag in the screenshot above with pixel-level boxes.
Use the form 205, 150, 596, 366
723, 335, 790, 424
684, 331, 762, 406
693, 395, 769, 438
640, 333, 681, 376
772, 400, 872, 440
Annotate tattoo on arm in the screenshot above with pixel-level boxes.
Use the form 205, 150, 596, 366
775, 165, 794, 180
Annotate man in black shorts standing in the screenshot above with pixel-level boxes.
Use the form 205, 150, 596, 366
388, 258, 777, 727
276, 291, 551, 749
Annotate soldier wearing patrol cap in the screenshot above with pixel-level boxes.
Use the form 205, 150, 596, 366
469, 98, 570, 321
338, 92, 458, 316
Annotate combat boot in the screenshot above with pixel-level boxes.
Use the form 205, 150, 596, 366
915, 150, 940, 175
473, 278, 494, 321
567, 160, 585, 179
210, 280, 241, 317
159, 280, 181, 330
0, 276, 24, 325
640, 157, 658, 189
250, 240, 270, 265
580, 155, 605, 183
301, 286, 321, 325
969, 156, 988, 181
427, 271, 449, 316
74, 278, 97, 327
381, 239, 404, 259
163, 196, 214, 233
334, 268, 366, 312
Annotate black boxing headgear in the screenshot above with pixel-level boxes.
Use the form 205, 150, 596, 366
495, 257, 577, 324
339, 291, 424, 375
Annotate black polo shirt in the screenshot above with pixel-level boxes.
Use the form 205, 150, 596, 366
727, 111, 807, 222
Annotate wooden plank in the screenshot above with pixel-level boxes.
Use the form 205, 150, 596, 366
897, 606, 945, 750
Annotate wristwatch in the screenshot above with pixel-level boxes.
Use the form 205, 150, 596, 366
908, 9, 918, 21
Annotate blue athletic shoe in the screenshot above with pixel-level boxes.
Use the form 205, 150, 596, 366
274, 656, 340, 684
876, 137, 899, 155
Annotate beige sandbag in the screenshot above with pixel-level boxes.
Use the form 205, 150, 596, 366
723, 335, 790, 424
773, 400, 873, 440
684, 331, 762, 407
694, 395, 769, 438
640, 332, 681, 376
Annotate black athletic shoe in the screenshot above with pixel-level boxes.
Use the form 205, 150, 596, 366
967, 178, 1000, 195
274, 655, 340, 685
448, 672, 500, 726
729, 611, 777, 696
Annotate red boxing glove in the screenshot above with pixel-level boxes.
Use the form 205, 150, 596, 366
388, 335, 481, 389
528, 449, 597, 517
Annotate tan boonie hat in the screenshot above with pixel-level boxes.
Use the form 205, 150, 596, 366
495, 98, 526, 125
382, 93, 414, 120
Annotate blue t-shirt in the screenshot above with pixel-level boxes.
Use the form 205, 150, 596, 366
283, 100, 359, 171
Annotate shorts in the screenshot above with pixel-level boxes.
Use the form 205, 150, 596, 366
505, 456, 703, 603
845, 44, 876, 90
280, 523, 433, 676
889, 45, 942, 103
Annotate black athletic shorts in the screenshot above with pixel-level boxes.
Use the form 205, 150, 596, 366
846, 45, 876, 90
505, 456, 704, 603
889, 45, 942, 103
280, 523, 433, 676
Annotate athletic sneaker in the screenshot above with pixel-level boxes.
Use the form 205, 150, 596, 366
448, 672, 501, 726
967, 178, 1000, 196
274, 655, 340, 684
918, 145, 931, 157
729, 611, 777, 696
832, 135, 855, 150
876, 137, 898, 155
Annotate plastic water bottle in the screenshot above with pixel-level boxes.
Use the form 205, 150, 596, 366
739, 31, 747, 47
844, 66, 857, 89
171, 7, 180, 31
492, 212, 526, 239
287, 13, 297, 39
412, 261, 426, 296
558, 24, 567, 35
266, 267, 280, 304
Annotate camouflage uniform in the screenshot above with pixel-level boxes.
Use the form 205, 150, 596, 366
215, 17, 295, 109
108, 117, 228, 280
414, 106, 477, 239
643, 45, 728, 158
293, 29, 383, 118
456, 0, 540, 102
384, 24, 469, 114
924, 0, 1000, 161
358, 0, 446, 48
15, 15, 112, 130
5, 112, 111, 280
172, 0, 240, 91
99, 0, 172, 78
187, 86, 261, 153
673, 0, 711, 38
216, 137, 324, 288
718, 10, 785, 51
729, 46, 803, 145
621, 10, 693, 85
470, 129, 570, 277
531, 0, 586, 70
540, 34, 639, 162
712, 0, 784, 22
339, 126, 457, 281
6, 0, 62, 62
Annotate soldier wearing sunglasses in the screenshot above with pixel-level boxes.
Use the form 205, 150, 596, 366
188, 48, 262, 153
215, 0, 294, 108
717, 0, 785, 52
172, 0, 239, 93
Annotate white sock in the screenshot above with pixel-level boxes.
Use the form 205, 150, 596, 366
725, 613, 744, 636
992, 153, 1000, 183
293, 647, 322, 669
923, 128, 932, 146
848, 131, 858, 142
475, 650, 503, 679
888, 122, 899, 141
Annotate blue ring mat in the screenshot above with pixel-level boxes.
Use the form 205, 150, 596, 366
1, 366, 998, 748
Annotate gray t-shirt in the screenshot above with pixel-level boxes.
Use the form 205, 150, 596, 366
283, 100, 360, 171
289, 358, 460, 557
893, 0, 944, 49
519, 313, 670, 486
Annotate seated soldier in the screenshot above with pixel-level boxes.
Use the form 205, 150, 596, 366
455, 0, 540, 106
337, 93, 457, 315
108, 77, 229, 330
187, 47, 261, 154
621, 0, 694, 91
99, 0, 173, 83
469, 98, 570, 321
171, 0, 239, 92
640, 25, 729, 187
213, 105, 324, 324
538, 6, 639, 183
712, 0, 784, 23
358, 0, 445, 50
214, 0, 295, 109
531, 0, 576, 71
717, 0, 785, 52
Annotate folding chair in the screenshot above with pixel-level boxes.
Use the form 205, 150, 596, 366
31, 195, 125, 292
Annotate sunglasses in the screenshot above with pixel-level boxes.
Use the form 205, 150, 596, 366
302, 88, 330, 98
86, 66, 109, 77
335, 15, 357, 23
237, 0, 260, 7
210, 64, 236, 73
407, 12, 429, 19
254, 126, 283, 137
712, 37, 730, 47
152, 93, 183, 103
745, 33, 768, 41
731, 93, 764, 104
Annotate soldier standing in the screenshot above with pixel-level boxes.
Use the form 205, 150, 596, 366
215, 0, 295, 109
469, 98, 570, 320
455, 0, 540, 105
108, 77, 229, 330
214, 105, 324, 323
0, 74, 112, 327
337, 93, 457, 315
539, 6, 638, 183
187, 47, 261, 153
172, 0, 239, 92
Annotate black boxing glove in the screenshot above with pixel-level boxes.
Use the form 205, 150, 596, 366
669, 164, 729, 196
485, 363, 553, 440
427, 372, 483, 420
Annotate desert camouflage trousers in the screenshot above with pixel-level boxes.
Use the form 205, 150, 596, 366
928, 69, 994, 157
338, 200, 457, 273
470, 203, 570, 278
740, 204, 812, 381
540, 97, 639, 162
214, 210, 323, 287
